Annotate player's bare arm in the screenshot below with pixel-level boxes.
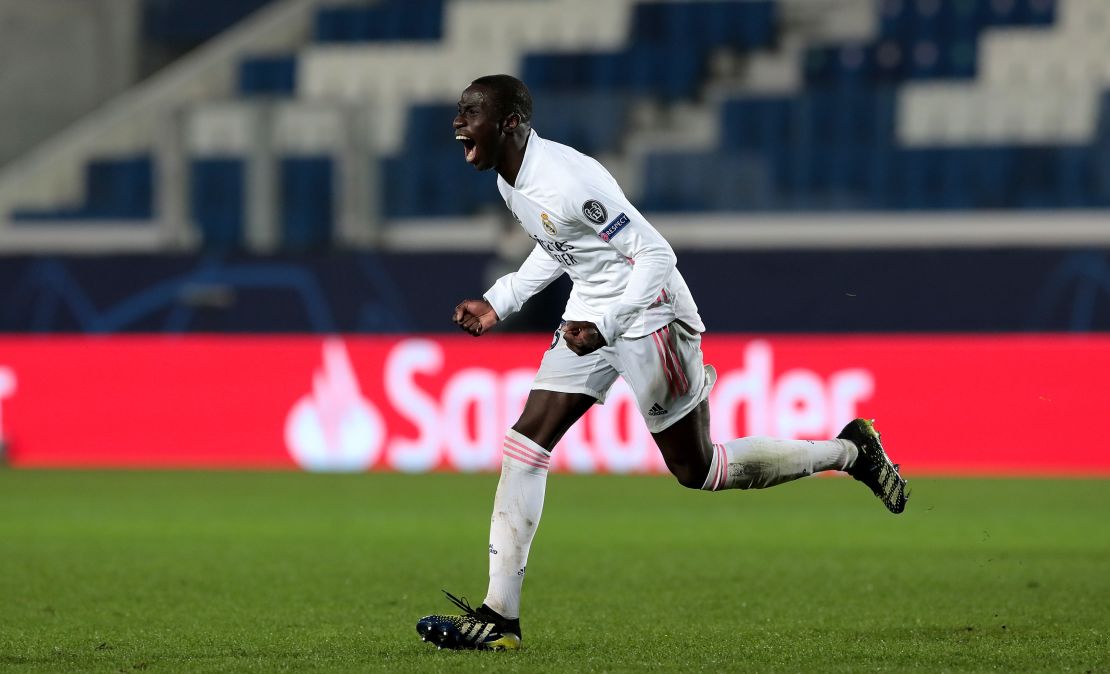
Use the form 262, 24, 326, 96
453, 299, 499, 336
562, 320, 605, 356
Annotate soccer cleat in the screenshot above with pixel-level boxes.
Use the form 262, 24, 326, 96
839, 418, 909, 514
416, 591, 522, 651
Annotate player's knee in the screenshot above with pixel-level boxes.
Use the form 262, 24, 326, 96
672, 462, 710, 490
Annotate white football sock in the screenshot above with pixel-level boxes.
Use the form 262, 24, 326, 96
483, 429, 550, 619
702, 437, 857, 491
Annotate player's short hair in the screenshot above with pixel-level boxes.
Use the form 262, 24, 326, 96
471, 74, 533, 125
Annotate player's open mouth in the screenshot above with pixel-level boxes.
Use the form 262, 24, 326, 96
456, 134, 478, 164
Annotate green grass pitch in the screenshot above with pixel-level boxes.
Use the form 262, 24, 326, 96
1, 470, 1107, 672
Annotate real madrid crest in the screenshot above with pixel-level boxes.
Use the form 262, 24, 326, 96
541, 212, 558, 237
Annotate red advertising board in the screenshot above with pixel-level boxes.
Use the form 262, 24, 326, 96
0, 335, 1107, 475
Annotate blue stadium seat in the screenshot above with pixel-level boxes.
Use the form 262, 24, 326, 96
86, 157, 154, 218
720, 97, 793, 152
524, 48, 699, 97
524, 1, 774, 101
1094, 93, 1110, 205
1095, 145, 1110, 207
1003, 146, 1099, 209
314, 0, 444, 42
522, 53, 605, 93
631, 1, 775, 52
143, 0, 275, 44
381, 148, 497, 218
12, 156, 154, 221
190, 158, 245, 248
642, 152, 714, 212
280, 157, 333, 249
804, 143, 880, 208
1054, 147, 1096, 208
799, 89, 885, 147
1013, 147, 1061, 208
890, 148, 944, 210
628, 44, 703, 99
531, 92, 629, 156
380, 156, 417, 218
641, 151, 780, 212
982, 0, 1057, 26
239, 55, 297, 96
1097, 92, 1110, 143
968, 148, 1018, 209
403, 104, 458, 151
815, 0, 1055, 87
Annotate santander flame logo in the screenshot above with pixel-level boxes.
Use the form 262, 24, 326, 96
284, 339, 385, 472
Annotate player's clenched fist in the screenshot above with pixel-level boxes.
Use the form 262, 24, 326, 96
562, 320, 606, 356
453, 299, 500, 336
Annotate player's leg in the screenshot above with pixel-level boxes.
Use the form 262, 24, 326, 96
649, 397, 715, 488
652, 399, 857, 490
480, 323, 617, 627
419, 326, 617, 650
510, 387, 597, 450
482, 388, 595, 624
418, 390, 597, 651
685, 415, 906, 512
619, 322, 906, 510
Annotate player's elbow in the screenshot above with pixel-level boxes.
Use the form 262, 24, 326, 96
633, 243, 676, 271
652, 246, 677, 270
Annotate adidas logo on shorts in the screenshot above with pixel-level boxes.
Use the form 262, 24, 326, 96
648, 403, 668, 416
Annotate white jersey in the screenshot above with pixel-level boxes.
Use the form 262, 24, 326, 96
482, 129, 704, 344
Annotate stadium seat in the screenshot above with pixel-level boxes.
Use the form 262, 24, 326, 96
530, 92, 629, 156
143, 0, 275, 44
630, 0, 775, 53
314, 1, 444, 42
641, 151, 777, 212
239, 55, 297, 96
813, 0, 1057, 86
190, 158, 245, 248
381, 148, 496, 218
524, 0, 775, 101
12, 156, 154, 221
280, 157, 334, 250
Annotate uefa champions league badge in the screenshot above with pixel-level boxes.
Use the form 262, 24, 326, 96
541, 212, 557, 237
582, 199, 607, 225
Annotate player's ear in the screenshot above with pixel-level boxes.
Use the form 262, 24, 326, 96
502, 113, 520, 133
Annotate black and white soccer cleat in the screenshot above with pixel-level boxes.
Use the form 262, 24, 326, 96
416, 591, 522, 651
839, 418, 909, 514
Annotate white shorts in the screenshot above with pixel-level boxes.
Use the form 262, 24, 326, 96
532, 320, 711, 433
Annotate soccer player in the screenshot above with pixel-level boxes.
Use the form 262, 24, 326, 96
416, 75, 908, 651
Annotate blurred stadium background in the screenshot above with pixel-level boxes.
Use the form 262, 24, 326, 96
0, 0, 1108, 472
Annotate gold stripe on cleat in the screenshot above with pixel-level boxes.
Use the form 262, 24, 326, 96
484, 634, 522, 651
